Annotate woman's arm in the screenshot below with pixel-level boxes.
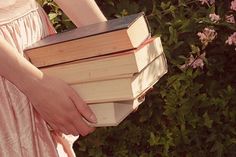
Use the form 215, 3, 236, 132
0, 36, 96, 136
53, 0, 107, 27
0, 38, 42, 89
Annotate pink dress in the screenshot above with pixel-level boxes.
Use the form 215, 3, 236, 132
0, 0, 77, 156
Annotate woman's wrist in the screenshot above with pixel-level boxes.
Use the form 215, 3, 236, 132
13, 60, 44, 95
3, 57, 44, 95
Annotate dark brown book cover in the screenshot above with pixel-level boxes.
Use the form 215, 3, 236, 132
25, 12, 148, 50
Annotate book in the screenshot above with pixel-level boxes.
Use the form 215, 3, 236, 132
87, 97, 145, 127
71, 53, 168, 103
24, 12, 150, 67
40, 37, 163, 84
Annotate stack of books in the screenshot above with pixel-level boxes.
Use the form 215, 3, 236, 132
24, 13, 168, 127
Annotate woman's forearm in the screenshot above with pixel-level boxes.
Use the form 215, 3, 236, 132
0, 37, 43, 93
54, 0, 107, 27
0, 37, 97, 135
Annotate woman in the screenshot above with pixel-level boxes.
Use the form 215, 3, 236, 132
0, 0, 106, 156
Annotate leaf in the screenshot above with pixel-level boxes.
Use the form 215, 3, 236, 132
160, 2, 171, 10
148, 132, 160, 146
168, 26, 178, 44
48, 13, 58, 20
190, 44, 201, 54
210, 141, 224, 157
203, 112, 213, 128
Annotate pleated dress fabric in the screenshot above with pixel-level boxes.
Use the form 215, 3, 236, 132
0, 0, 77, 157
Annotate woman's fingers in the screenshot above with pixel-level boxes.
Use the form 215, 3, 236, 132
69, 89, 97, 124
71, 115, 95, 136
47, 118, 75, 135
61, 125, 78, 136
67, 96, 96, 136
58, 127, 69, 135
59, 115, 95, 136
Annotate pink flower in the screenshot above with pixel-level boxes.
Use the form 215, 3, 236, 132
197, 28, 217, 46
180, 53, 206, 70
226, 32, 236, 45
199, 0, 215, 5
225, 14, 235, 24
209, 13, 220, 23
231, 0, 236, 11
226, 32, 236, 50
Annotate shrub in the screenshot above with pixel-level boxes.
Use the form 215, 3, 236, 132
40, 0, 236, 156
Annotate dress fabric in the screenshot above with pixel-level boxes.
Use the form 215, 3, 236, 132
0, 0, 77, 157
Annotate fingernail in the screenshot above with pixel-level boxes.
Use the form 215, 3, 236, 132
89, 114, 97, 123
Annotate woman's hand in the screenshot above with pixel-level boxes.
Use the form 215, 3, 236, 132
24, 74, 97, 136
0, 37, 96, 136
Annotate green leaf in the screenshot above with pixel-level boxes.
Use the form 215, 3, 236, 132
168, 26, 178, 44
210, 141, 224, 157
190, 44, 201, 54
148, 132, 160, 146
203, 112, 213, 128
160, 2, 171, 10
48, 13, 58, 20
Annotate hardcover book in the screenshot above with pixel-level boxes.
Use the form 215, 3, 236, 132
40, 37, 163, 84
25, 13, 150, 67
71, 53, 168, 103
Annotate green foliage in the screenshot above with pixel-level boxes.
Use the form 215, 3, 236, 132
40, 0, 236, 156
38, 0, 75, 32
